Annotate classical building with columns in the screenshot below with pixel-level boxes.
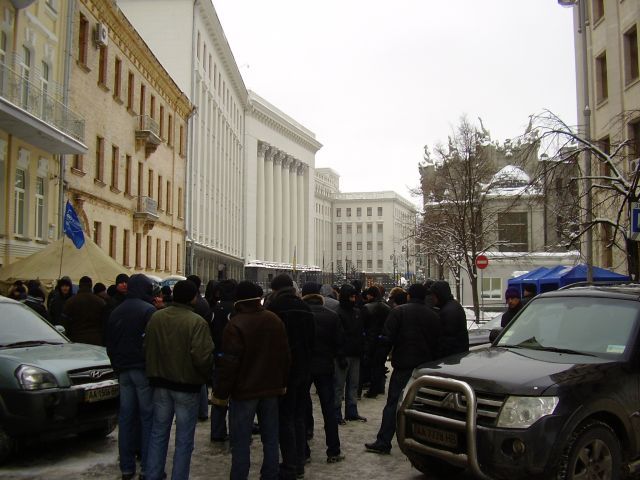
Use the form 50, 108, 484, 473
118, 0, 248, 281
244, 91, 322, 285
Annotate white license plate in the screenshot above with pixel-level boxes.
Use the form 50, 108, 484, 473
413, 424, 458, 448
84, 384, 119, 403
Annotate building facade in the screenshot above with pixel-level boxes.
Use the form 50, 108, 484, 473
0, 0, 86, 267
314, 167, 339, 278
66, 0, 192, 277
118, 0, 248, 281
571, 0, 640, 273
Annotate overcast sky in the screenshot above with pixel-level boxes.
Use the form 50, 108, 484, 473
214, 0, 578, 204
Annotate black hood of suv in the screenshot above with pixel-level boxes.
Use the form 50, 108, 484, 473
414, 347, 617, 396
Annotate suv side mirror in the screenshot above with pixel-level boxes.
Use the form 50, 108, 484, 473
55, 325, 66, 335
489, 328, 502, 343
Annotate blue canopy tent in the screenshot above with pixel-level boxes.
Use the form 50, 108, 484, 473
537, 264, 630, 292
507, 267, 550, 295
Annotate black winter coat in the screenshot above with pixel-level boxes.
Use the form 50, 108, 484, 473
23, 297, 50, 321
193, 295, 210, 321
361, 299, 391, 356
501, 302, 523, 327
336, 302, 365, 358
211, 300, 234, 355
303, 294, 343, 376
105, 275, 156, 371
268, 287, 315, 387
431, 281, 469, 358
382, 299, 441, 369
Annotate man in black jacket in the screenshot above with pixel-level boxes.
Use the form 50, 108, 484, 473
365, 283, 441, 454
360, 286, 391, 398
267, 274, 315, 480
302, 282, 345, 464
334, 284, 367, 424
431, 280, 469, 358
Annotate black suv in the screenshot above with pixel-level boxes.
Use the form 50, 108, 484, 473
397, 284, 640, 480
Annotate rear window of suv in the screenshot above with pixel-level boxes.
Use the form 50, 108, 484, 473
497, 296, 639, 359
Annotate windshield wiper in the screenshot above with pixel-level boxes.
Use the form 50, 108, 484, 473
0, 340, 63, 348
498, 344, 527, 349
528, 346, 597, 357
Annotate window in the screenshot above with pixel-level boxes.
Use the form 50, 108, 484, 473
592, 0, 604, 23
156, 238, 161, 270
367, 259, 372, 270
377, 207, 383, 216
347, 242, 352, 250
150, 95, 156, 119
345, 259, 352, 271
337, 242, 342, 251
124, 155, 132, 195
114, 57, 122, 98
157, 175, 163, 210
356, 223, 362, 234
111, 145, 119, 190
367, 223, 372, 233
377, 241, 383, 250
20, 46, 31, 108
135, 233, 142, 268
34, 176, 44, 239
336, 208, 341, 217
165, 241, 170, 270
356, 207, 361, 217
596, 52, 608, 103
109, 226, 116, 259
178, 187, 183, 218
179, 125, 185, 156
377, 224, 383, 233
78, 13, 88, 65
377, 259, 383, 270
346, 224, 352, 234
159, 105, 164, 138
598, 136, 611, 179
624, 26, 639, 85
127, 72, 134, 109
367, 207, 372, 216
498, 212, 529, 252
346, 208, 352, 217
95, 136, 104, 182
146, 236, 152, 269
94, 221, 102, 246
98, 46, 108, 85
602, 223, 613, 268
148, 169, 153, 198
197, 31, 201, 59
166, 180, 171, 213
357, 242, 362, 250
139, 84, 146, 115
41, 62, 50, 118
14, 169, 26, 235
336, 224, 342, 234
356, 260, 362, 270
168, 114, 173, 146
137, 161, 144, 196
176, 243, 182, 272
367, 241, 372, 250
122, 229, 130, 267
481, 277, 502, 299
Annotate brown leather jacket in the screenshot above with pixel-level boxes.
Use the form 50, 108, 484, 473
214, 301, 290, 401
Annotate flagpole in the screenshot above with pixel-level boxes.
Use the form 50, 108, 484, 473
59, 235, 65, 280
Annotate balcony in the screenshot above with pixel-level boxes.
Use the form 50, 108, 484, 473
135, 115, 162, 158
133, 195, 158, 233
0, 59, 86, 154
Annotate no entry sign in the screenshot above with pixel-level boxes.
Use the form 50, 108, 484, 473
475, 254, 489, 270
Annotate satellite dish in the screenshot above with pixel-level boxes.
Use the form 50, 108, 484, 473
10, 0, 37, 9
557, 0, 578, 6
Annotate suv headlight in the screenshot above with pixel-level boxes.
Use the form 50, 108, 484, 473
15, 365, 58, 390
497, 396, 559, 428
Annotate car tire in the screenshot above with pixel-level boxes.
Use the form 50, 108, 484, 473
0, 425, 15, 464
555, 420, 622, 480
407, 454, 465, 478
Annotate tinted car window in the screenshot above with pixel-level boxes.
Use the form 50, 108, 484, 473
0, 303, 67, 347
497, 297, 638, 359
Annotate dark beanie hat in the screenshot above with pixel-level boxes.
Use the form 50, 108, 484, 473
79, 276, 92, 287
505, 287, 520, 300
173, 280, 198, 304
93, 283, 106, 294
116, 273, 130, 285
235, 281, 263, 302
270, 274, 293, 291
186, 274, 202, 289
301, 282, 322, 296
29, 286, 45, 300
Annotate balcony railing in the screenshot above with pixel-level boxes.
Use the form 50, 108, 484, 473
136, 196, 158, 217
136, 115, 162, 158
0, 60, 85, 143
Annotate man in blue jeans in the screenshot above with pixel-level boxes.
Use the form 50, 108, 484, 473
212, 281, 291, 480
144, 280, 214, 480
106, 274, 156, 480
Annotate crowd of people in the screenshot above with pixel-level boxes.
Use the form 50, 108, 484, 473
6, 273, 476, 480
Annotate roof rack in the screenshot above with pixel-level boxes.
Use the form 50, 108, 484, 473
558, 280, 639, 290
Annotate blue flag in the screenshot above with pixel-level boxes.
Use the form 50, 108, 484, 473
63, 201, 85, 249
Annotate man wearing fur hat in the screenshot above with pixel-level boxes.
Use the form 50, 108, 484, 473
501, 287, 524, 327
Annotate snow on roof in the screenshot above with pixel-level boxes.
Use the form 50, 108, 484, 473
492, 165, 530, 184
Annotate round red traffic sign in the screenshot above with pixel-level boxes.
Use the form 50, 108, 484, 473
475, 254, 489, 270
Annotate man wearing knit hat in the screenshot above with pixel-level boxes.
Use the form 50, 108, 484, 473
213, 280, 290, 480
501, 287, 524, 327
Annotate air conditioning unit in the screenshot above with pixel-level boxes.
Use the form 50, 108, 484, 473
94, 23, 108, 47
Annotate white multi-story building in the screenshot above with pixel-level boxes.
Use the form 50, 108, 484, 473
314, 168, 339, 274
118, 0, 248, 280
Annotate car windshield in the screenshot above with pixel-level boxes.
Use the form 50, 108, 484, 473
0, 302, 67, 347
496, 296, 638, 359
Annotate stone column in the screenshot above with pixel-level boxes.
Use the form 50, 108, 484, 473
281, 156, 292, 263
264, 147, 275, 261
256, 141, 268, 260
297, 164, 306, 267
273, 151, 284, 263
289, 160, 299, 266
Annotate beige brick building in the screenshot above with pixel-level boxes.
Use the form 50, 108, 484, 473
66, 0, 192, 278
0, 0, 87, 267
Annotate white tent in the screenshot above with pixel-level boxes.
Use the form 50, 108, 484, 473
0, 236, 131, 292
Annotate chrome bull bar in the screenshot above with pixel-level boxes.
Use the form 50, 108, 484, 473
396, 375, 494, 480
